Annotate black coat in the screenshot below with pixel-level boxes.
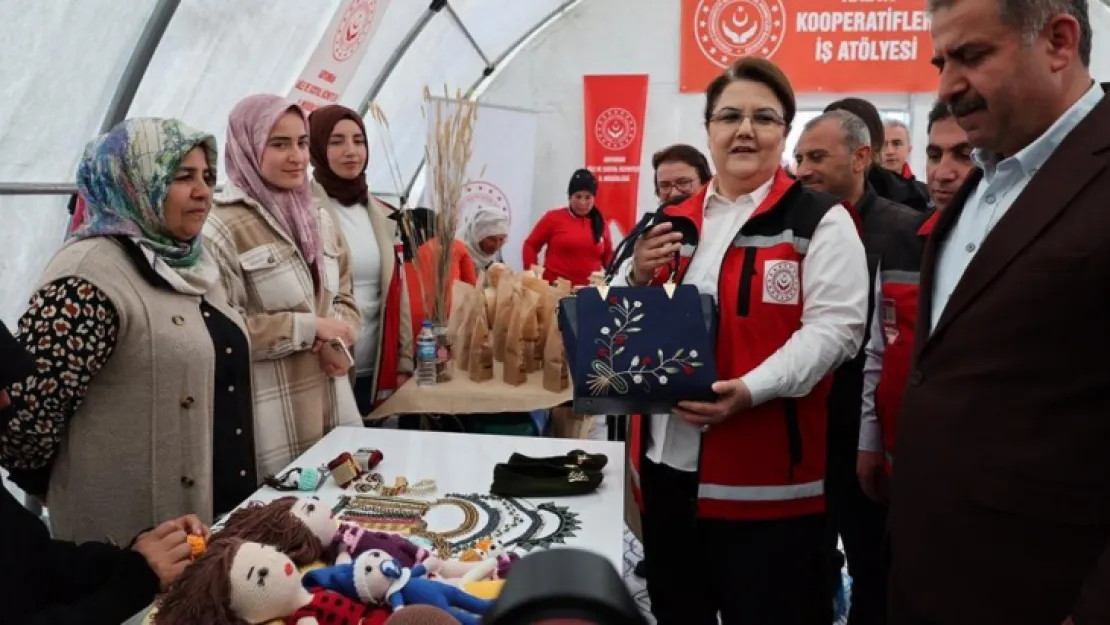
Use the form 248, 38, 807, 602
0, 480, 160, 625
867, 165, 932, 213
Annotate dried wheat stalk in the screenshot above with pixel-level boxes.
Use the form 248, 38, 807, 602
369, 101, 429, 312
366, 102, 407, 198
423, 85, 479, 325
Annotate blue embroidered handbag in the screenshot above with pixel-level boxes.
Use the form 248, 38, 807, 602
559, 283, 718, 415
558, 203, 718, 416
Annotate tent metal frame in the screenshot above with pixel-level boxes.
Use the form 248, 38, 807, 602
0, 0, 585, 197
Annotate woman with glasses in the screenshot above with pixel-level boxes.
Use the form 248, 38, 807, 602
614, 57, 869, 625
651, 143, 712, 202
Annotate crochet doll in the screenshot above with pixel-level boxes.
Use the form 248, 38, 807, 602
332, 522, 427, 568
219, 497, 426, 568
342, 550, 494, 625
154, 537, 382, 625
217, 498, 335, 566
423, 538, 518, 581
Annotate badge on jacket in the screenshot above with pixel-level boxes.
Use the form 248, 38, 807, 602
763, 260, 800, 305
882, 297, 899, 343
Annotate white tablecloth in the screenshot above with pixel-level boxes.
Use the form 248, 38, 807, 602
234, 426, 626, 570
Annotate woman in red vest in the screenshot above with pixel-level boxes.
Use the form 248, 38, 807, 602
615, 58, 869, 625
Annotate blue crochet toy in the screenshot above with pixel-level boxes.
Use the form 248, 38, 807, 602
359, 549, 493, 625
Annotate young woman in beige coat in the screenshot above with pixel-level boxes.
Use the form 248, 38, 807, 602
204, 94, 362, 478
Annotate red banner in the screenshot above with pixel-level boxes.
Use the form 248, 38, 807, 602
679, 0, 937, 94
583, 74, 649, 238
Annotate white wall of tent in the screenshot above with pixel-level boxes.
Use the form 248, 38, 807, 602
2, 0, 1108, 326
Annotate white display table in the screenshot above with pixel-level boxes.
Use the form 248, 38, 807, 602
234, 426, 626, 570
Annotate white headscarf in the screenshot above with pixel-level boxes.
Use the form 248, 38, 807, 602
460, 206, 510, 271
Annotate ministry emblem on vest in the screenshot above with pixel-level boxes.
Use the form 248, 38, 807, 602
882, 298, 899, 343
762, 260, 799, 305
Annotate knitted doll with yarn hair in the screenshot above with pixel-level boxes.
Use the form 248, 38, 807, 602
218, 498, 336, 566
220, 497, 427, 569
153, 537, 375, 625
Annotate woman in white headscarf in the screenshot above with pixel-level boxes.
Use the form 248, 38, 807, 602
460, 206, 510, 273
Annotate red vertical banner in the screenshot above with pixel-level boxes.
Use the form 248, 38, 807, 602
583, 74, 649, 238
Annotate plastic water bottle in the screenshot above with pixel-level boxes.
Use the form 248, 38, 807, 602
416, 320, 438, 388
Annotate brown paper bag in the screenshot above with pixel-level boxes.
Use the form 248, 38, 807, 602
468, 305, 493, 382
520, 290, 542, 374
543, 309, 570, 392
447, 281, 477, 345
530, 288, 556, 372
503, 289, 533, 386
492, 275, 520, 362
483, 286, 497, 327
449, 283, 479, 371
520, 277, 551, 369
487, 263, 510, 289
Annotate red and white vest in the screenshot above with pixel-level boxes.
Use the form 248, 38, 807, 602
874, 210, 938, 471
629, 169, 846, 520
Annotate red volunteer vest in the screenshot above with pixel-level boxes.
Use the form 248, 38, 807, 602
874, 210, 938, 470
629, 170, 844, 520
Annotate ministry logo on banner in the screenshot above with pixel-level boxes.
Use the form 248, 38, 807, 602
458, 181, 513, 226
679, 0, 937, 93
694, 0, 787, 67
290, 0, 390, 112
594, 107, 639, 152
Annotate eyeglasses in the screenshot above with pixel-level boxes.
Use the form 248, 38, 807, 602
708, 108, 786, 129
657, 178, 696, 193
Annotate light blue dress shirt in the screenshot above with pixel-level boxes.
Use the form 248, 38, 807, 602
930, 82, 1105, 332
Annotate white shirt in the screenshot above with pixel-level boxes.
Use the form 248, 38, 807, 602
930, 82, 1105, 331
613, 178, 870, 471
332, 202, 382, 376
859, 268, 886, 452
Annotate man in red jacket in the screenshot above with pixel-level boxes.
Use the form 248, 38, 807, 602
856, 100, 975, 499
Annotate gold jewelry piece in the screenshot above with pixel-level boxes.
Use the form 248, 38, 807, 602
409, 497, 481, 559
353, 473, 437, 497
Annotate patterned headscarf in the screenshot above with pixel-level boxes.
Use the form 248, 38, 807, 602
72, 118, 217, 267
309, 104, 370, 207
224, 94, 322, 277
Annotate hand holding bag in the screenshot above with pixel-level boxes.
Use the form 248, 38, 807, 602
557, 212, 718, 415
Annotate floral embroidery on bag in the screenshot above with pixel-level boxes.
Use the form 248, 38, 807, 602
587, 295, 703, 395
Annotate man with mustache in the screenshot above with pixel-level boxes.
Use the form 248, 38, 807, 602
888, 0, 1109, 623
794, 110, 925, 625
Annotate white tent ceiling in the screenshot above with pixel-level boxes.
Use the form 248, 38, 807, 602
0, 0, 578, 324
0, 0, 578, 195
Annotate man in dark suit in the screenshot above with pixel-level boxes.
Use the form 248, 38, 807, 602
889, 0, 1109, 623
